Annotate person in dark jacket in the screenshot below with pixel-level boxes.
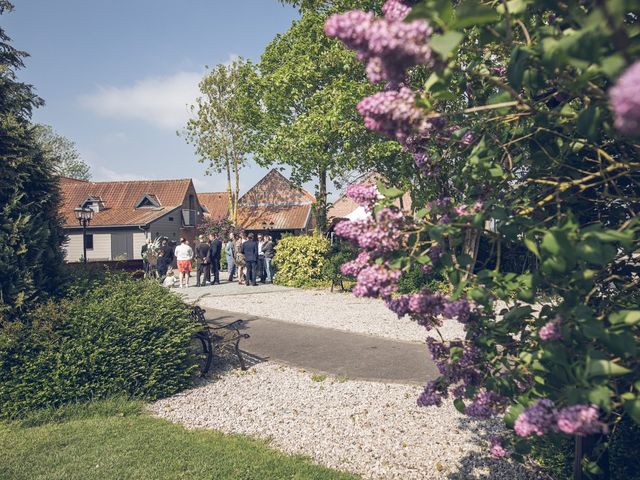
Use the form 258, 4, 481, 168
195, 235, 210, 287
262, 235, 275, 283
208, 233, 222, 285
156, 238, 174, 278
240, 233, 259, 286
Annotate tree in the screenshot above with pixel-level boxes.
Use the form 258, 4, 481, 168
181, 58, 256, 223
238, 0, 409, 233
32, 124, 91, 180
0, 1, 65, 319
330, 0, 640, 476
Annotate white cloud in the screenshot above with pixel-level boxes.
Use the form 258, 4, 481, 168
79, 71, 201, 130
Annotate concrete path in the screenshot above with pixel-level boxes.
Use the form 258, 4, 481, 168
202, 306, 438, 385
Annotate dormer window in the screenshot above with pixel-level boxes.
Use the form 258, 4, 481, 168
81, 196, 104, 213
135, 194, 161, 209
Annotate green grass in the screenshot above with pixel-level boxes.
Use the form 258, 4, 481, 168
0, 398, 358, 480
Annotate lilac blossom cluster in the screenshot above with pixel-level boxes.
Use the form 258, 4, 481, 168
357, 87, 436, 145
340, 251, 371, 277
609, 60, 640, 136
515, 400, 604, 437
352, 264, 401, 299
539, 316, 562, 341
325, 1, 433, 84
489, 436, 509, 458
345, 183, 378, 210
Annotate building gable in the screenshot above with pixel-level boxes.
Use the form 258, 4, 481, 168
239, 169, 315, 207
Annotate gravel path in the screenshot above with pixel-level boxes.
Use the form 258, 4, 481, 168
198, 288, 465, 343
149, 363, 537, 480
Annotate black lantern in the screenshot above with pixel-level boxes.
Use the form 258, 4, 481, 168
74, 207, 93, 263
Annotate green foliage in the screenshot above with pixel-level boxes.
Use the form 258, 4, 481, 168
273, 235, 331, 287
0, 4, 65, 319
321, 243, 357, 279
32, 124, 90, 180
0, 398, 358, 480
0, 274, 199, 418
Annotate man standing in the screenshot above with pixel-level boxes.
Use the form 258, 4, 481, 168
209, 232, 222, 285
156, 238, 173, 279
174, 237, 194, 288
262, 235, 275, 283
241, 233, 258, 286
195, 235, 210, 287
257, 234, 265, 283
225, 233, 236, 281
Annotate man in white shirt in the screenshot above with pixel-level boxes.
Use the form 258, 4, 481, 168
174, 238, 194, 288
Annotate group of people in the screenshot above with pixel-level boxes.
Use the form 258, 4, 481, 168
141, 232, 275, 288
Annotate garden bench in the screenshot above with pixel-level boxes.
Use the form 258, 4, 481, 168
189, 306, 250, 375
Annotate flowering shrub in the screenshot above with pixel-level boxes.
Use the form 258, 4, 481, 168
327, 0, 640, 474
272, 235, 331, 287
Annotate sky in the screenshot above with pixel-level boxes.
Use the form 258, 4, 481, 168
4, 1, 339, 197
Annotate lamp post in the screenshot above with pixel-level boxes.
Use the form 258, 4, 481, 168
74, 207, 93, 264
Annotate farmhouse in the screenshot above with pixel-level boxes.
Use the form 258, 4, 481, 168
59, 177, 203, 262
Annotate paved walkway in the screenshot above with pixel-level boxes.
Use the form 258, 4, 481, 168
174, 281, 438, 385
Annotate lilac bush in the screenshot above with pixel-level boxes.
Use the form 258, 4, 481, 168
327, 0, 640, 474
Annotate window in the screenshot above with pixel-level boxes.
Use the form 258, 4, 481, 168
84, 234, 94, 250
168, 216, 174, 221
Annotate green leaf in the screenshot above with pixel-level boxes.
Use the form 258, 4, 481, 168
452, 0, 500, 29
504, 403, 525, 428
609, 310, 640, 326
453, 398, 466, 413
541, 231, 560, 255
576, 106, 601, 142
430, 31, 464, 58
624, 398, 640, 424
587, 359, 632, 379
588, 385, 612, 408
523, 236, 540, 258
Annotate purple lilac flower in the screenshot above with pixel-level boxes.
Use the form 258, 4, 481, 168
340, 251, 371, 277
353, 264, 401, 299
452, 384, 466, 398
426, 337, 449, 361
346, 183, 378, 210
381, 0, 412, 21
514, 399, 558, 437
408, 290, 444, 316
325, 9, 434, 83
385, 294, 412, 317
461, 130, 475, 145
465, 389, 507, 419
539, 316, 562, 341
609, 60, 640, 135
357, 87, 438, 145
443, 299, 471, 323
334, 219, 371, 243
556, 405, 603, 436
489, 436, 509, 458
417, 380, 443, 407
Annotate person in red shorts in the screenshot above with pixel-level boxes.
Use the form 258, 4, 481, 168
174, 237, 194, 288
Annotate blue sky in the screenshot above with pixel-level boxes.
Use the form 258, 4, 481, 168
4, 1, 334, 196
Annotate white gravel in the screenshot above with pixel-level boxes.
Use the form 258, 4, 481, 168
198, 287, 465, 343
149, 362, 537, 480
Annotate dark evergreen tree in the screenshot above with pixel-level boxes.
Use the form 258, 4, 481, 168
0, 1, 65, 319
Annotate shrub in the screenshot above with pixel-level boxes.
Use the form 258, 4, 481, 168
321, 243, 357, 281
272, 235, 331, 288
0, 274, 199, 418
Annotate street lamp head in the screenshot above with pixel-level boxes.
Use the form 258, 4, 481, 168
74, 207, 93, 224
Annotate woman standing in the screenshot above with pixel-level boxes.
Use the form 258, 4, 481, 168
234, 232, 246, 285
174, 238, 194, 288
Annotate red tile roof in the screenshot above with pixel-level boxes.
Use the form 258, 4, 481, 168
198, 192, 230, 221
59, 177, 193, 227
239, 169, 315, 206
237, 204, 312, 231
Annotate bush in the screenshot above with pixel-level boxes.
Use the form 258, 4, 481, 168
0, 274, 199, 418
321, 243, 357, 281
272, 235, 331, 288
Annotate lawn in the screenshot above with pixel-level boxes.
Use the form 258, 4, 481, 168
0, 398, 358, 480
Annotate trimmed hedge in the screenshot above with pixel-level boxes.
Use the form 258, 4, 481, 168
273, 235, 331, 288
0, 274, 199, 418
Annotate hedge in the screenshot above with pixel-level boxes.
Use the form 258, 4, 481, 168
0, 274, 199, 418
272, 235, 331, 288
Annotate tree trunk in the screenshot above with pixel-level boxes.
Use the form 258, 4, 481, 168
316, 166, 328, 234
462, 228, 481, 280
233, 157, 240, 224
225, 157, 233, 221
